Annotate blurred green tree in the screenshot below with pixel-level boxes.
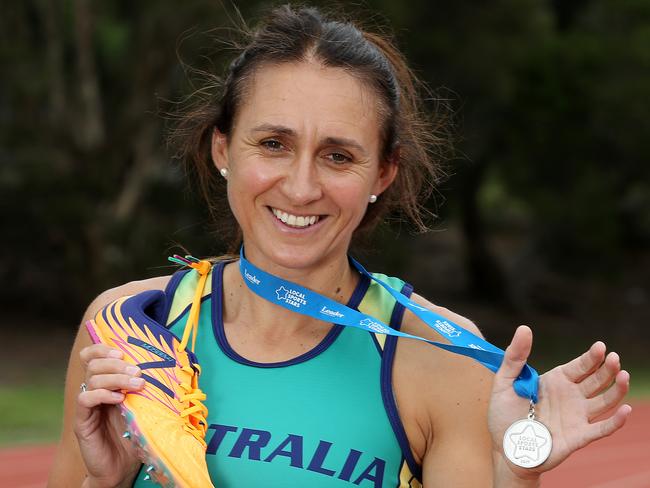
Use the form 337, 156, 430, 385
1, 0, 647, 327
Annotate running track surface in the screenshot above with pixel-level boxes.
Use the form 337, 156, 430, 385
2, 403, 649, 487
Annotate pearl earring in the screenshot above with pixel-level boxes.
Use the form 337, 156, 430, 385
220, 168, 229, 178
369, 194, 377, 203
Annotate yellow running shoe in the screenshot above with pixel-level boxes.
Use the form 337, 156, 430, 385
86, 259, 214, 488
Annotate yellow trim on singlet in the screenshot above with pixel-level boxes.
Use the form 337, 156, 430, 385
357, 273, 399, 352
399, 461, 423, 487
166, 268, 214, 326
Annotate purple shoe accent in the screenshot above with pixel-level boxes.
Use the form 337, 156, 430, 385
89, 290, 202, 412
99, 290, 197, 370
127, 336, 175, 362
120, 291, 191, 362
140, 373, 176, 398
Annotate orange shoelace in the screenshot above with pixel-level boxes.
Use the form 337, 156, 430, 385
175, 258, 212, 447
179, 364, 208, 446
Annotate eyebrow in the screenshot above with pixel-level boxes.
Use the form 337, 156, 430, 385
252, 123, 296, 137
251, 123, 368, 155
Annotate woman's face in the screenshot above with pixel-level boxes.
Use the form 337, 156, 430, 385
212, 60, 397, 271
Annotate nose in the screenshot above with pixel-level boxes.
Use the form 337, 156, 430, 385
280, 152, 323, 205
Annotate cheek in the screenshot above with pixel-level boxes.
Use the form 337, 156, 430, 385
228, 159, 277, 205
238, 157, 279, 186
225, 158, 284, 228
327, 175, 372, 218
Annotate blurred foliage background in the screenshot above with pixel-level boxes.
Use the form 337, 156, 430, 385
1, 0, 649, 444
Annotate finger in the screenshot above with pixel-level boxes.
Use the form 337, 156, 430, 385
579, 352, 620, 398
583, 403, 632, 446
496, 325, 533, 382
77, 389, 125, 411
87, 374, 145, 392
561, 341, 606, 383
79, 344, 123, 366
86, 358, 141, 378
587, 370, 630, 420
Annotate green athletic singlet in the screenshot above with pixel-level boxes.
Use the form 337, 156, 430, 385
133, 261, 422, 487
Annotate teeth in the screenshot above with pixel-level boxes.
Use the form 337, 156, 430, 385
271, 208, 320, 228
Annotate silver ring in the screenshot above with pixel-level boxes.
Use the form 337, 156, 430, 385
80, 382, 88, 393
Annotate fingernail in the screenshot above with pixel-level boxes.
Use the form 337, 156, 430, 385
112, 392, 124, 400
129, 377, 145, 388
126, 366, 140, 376
108, 350, 123, 359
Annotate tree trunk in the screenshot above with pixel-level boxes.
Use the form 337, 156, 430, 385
459, 158, 510, 304
40, 0, 67, 126
74, 0, 105, 150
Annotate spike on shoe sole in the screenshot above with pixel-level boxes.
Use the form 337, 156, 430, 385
123, 409, 175, 488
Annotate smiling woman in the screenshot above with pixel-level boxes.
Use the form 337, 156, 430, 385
48, 4, 631, 488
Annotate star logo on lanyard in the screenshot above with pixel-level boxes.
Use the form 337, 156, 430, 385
275, 286, 289, 301
508, 424, 548, 463
359, 318, 389, 334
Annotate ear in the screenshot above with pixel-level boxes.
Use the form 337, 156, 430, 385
211, 128, 229, 171
373, 147, 399, 196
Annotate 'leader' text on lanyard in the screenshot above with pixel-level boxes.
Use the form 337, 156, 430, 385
239, 248, 539, 402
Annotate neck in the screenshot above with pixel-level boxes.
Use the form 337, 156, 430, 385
223, 247, 358, 338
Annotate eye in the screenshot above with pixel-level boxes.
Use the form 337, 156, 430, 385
261, 139, 285, 152
326, 152, 353, 164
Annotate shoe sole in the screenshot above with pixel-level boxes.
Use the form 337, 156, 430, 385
86, 318, 183, 488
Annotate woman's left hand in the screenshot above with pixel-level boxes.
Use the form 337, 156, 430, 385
488, 325, 632, 481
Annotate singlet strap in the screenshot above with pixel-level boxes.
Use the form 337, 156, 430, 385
381, 282, 423, 484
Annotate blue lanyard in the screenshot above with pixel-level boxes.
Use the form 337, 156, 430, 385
238, 248, 539, 402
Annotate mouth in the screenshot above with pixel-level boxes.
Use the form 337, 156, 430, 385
269, 207, 324, 229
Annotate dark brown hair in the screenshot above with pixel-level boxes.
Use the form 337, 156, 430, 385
171, 4, 450, 251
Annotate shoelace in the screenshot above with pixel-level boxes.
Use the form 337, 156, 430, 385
169, 255, 212, 447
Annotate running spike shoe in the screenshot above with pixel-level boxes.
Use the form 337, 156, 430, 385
86, 259, 214, 488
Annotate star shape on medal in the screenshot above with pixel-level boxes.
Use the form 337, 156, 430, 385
508, 424, 548, 462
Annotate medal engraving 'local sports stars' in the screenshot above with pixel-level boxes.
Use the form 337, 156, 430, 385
503, 418, 553, 468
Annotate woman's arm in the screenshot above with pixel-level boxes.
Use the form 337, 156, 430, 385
395, 295, 630, 487
47, 276, 171, 488
394, 293, 499, 486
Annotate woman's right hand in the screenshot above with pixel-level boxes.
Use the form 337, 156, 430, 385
75, 343, 146, 488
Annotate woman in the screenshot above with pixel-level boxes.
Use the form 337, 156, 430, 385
48, 5, 631, 487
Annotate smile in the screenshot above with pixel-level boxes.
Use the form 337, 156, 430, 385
270, 207, 321, 228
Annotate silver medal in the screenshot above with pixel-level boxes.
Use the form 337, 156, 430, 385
502, 401, 552, 468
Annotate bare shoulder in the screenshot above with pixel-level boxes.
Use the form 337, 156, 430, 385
403, 292, 483, 338
396, 292, 490, 400
392, 291, 493, 466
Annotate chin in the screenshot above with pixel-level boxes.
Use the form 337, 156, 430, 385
254, 240, 344, 272
266, 247, 324, 270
